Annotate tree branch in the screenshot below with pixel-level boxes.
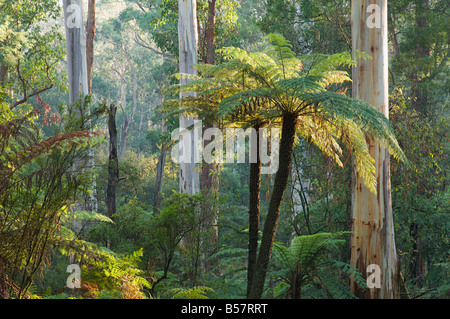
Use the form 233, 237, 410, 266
9, 85, 54, 110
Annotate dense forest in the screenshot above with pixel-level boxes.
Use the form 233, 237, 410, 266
0, 0, 448, 301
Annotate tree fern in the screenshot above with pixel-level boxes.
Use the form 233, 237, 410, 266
161, 34, 406, 298
270, 232, 354, 298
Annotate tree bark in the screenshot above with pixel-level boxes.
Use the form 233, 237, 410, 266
204, 0, 216, 65
248, 113, 298, 299
350, 0, 399, 299
199, 0, 219, 273
247, 124, 261, 297
86, 0, 96, 95
106, 104, 118, 218
63, 0, 89, 104
178, 0, 200, 194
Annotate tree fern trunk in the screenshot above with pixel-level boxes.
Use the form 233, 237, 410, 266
248, 113, 298, 299
247, 124, 261, 297
350, 0, 399, 299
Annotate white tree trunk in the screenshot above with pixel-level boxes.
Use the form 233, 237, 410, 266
178, 0, 200, 194
63, 0, 88, 103
350, 0, 399, 299
63, 0, 97, 213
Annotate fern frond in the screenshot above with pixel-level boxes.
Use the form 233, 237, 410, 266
170, 286, 214, 299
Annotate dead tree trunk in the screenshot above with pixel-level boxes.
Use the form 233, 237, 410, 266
107, 104, 118, 218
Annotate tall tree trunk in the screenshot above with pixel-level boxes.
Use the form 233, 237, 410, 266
200, 120, 220, 271
63, 0, 88, 104
63, 0, 97, 214
86, 0, 96, 95
350, 0, 399, 299
247, 124, 261, 297
204, 0, 216, 65
178, 0, 200, 194
248, 113, 298, 299
199, 0, 219, 273
106, 104, 118, 218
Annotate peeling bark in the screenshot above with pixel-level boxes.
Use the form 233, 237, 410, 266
350, 0, 399, 299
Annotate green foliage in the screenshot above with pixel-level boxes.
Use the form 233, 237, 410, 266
1, 0, 447, 301
79, 248, 151, 299
0, 0, 66, 107
170, 286, 214, 299
167, 35, 405, 194
0, 93, 104, 298
269, 232, 366, 298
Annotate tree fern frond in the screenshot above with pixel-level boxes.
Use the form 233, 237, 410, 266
296, 118, 344, 168
308, 91, 407, 162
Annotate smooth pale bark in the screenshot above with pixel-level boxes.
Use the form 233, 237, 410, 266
350, 0, 399, 299
63, 0, 88, 103
63, 0, 97, 213
178, 0, 200, 194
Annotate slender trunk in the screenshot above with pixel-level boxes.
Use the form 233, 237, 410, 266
200, 120, 219, 271
247, 124, 261, 297
350, 0, 399, 299
198, 0, 218, 273
106, 104, 118, 218
248, 113, 298, 299
154, 118, 168, 213
86, 0, 96, 95
204, 0, 216, 65
119, 59, 137, 157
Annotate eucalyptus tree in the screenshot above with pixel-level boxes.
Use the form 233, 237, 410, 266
350, 0, 400, 299
62, 0, 98, 215
177, 0, 200, 195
